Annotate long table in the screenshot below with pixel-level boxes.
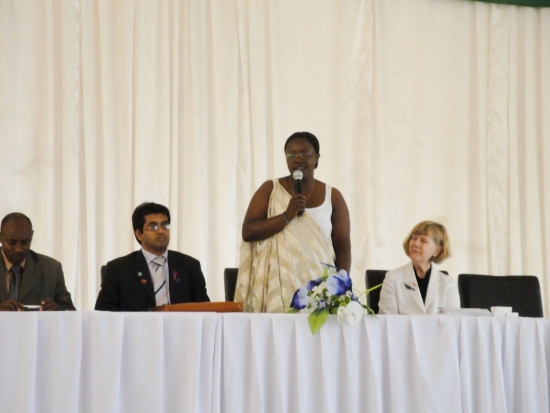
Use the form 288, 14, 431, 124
1, 312, 548, 413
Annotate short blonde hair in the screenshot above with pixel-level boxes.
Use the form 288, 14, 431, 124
402, 221, 451, 264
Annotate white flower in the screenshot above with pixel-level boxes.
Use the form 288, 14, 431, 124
311, 282, 329, 300
337, 305, 347, 319
337, 301, 364, 326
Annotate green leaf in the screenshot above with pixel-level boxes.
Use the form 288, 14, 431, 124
365, 283, 383, 294
287, 308, 299, 314
308, 308, 329, 335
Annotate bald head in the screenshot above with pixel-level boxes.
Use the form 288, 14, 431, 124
1, 213, 33, 232
0, 213, 34, 264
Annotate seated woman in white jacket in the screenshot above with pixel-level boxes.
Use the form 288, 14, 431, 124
378, 221, 460, 315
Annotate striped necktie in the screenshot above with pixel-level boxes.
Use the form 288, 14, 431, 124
9, 264, 22, 301
152, 256, 168, 306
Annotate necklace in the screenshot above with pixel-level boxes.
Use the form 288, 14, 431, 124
290, 177, 316, 203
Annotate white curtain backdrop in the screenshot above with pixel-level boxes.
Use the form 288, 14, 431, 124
0, 0, 549, 311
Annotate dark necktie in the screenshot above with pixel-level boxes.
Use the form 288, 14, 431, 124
9, 264, 22, 301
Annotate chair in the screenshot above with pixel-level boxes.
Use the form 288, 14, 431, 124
458, 274, 543, 317
224, 268, 239, 302
365, 270, 388, 314
100, 265, 107, 284
365, 268, 449, 314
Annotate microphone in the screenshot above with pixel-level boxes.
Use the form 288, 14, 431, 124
292, 170, 303, 194
292, 170, 304, 216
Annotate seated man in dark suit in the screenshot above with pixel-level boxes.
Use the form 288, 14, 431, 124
95, 202, 210, 311
0, 213, 76, 311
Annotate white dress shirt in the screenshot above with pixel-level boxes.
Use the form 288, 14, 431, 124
141, 248, 170, 304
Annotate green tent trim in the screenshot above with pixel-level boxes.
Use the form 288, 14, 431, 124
472, 0, 550, 6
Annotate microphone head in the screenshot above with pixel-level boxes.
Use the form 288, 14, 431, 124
292, 170, 304, 180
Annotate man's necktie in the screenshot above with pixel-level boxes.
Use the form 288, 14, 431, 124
9, 264, 22, 301
152, 256, 168, 306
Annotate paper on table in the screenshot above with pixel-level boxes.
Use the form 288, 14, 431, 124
491, 306, 513, 317
438, 308, 491, 316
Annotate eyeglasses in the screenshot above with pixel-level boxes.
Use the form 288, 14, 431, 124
285, 153, 313, 160
145, 223, 171, 231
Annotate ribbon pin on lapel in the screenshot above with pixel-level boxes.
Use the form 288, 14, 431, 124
172, 270, 180, 283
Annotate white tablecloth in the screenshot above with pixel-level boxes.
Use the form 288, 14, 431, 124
456, 316, 550, 413
0, 311, 222, 413
222, 314, 462, 413
1, 312, 549, 413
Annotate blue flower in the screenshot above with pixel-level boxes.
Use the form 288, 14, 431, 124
317, 300, 327, 309
326, 275, 348, 295
305, 277, 323, 291
335, 269, 353, 291
290, 287, 310, 310
326, 270, 353, 295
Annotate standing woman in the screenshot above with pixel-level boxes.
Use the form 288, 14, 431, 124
234, 132, 351, 312
378, 221, 460, 315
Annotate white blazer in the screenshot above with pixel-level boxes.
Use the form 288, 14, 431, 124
378, 262, 460, 315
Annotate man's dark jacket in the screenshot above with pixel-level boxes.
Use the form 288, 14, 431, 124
95, 250, 209, 311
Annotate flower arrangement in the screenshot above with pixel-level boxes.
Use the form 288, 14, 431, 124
289, 263, 381, 335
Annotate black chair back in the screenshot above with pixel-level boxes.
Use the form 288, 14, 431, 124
458, 274, 543, 317
365, 268, 449, 314
100, 265, 107, 284
365, 270, 388, 314
224, 268, 239, 302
